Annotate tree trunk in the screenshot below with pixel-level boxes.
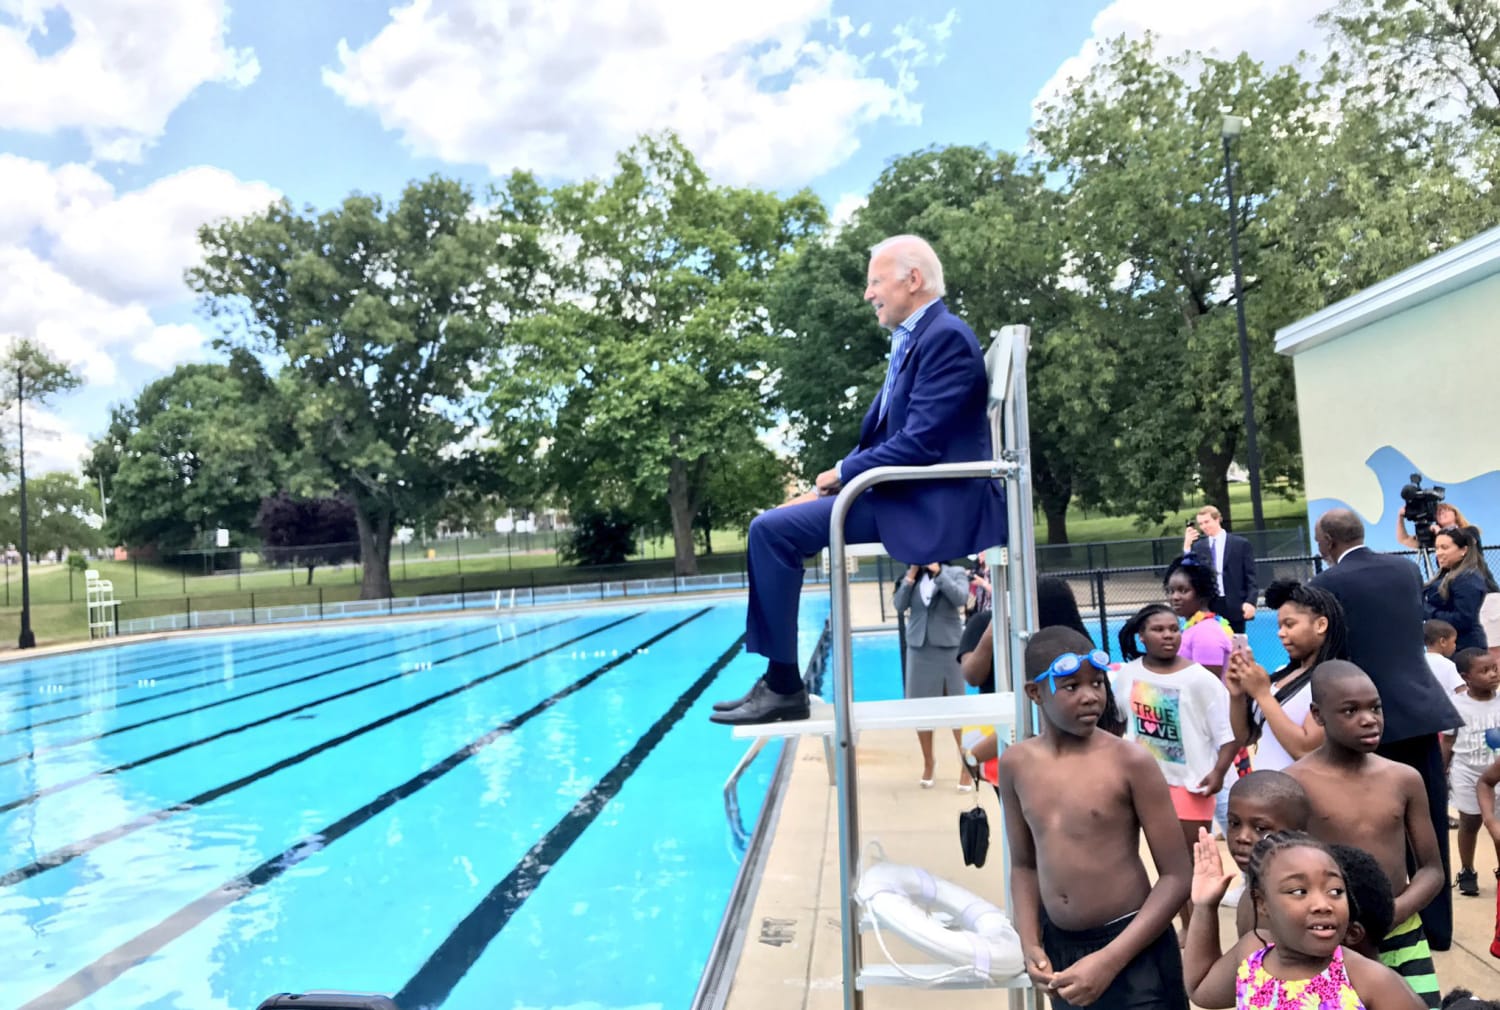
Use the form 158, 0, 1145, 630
666, 454, 704, 577
1196, 443, 1235, 530
1033, 458, 1073, 546
306, 565, 316, 586
353, 502, 395, 599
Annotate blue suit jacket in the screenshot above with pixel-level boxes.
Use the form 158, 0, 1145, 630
840, 300, 1007, 564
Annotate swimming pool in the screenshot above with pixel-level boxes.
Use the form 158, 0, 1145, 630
0, 600, 827, 1010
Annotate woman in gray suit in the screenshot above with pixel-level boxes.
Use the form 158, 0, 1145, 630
893, 561, 974, 790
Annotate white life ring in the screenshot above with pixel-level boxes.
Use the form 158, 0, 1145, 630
855, 857, 1025, 983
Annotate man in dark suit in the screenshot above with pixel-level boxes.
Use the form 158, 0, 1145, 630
1309, 508, 1462, 950
1184, 504, 1258, 633
710, 235, 1007, 726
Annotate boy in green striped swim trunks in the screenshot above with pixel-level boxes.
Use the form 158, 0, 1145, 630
1287, 662, 1445, 1008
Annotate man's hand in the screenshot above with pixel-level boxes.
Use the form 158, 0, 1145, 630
1050, 950, 1121, 1006
778, 489, 819, 509
1183, 525, 1201, 552
905, 564, 921, 584
814, 467, 842, 495
1241, 602, 1256, 621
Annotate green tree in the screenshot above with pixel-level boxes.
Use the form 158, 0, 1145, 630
86, 354, 286, 553
488, 134, 822, 576
1033, 36, 1499, 527
1322, 0, 1500, 130
189, 176, 546, 597
0, 472, 105, 557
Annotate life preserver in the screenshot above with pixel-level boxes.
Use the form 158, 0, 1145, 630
855, 857, 1025, 982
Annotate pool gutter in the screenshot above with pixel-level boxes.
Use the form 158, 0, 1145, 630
692, 622, 832, 1010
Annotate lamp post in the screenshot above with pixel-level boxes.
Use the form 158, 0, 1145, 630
17, 365, 34, 649
1221, 114, 1265, 532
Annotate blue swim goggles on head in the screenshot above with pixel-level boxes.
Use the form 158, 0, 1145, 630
1033, 649, 1112, 686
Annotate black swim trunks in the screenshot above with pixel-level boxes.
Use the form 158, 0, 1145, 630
1040, 911, 1188, 1010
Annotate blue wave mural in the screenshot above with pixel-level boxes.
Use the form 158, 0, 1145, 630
1308, 446, 1500, 553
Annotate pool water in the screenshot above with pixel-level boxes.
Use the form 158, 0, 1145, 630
0, 600, 828, 1010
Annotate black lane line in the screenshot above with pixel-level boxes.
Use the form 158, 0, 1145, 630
0, 614, 584, 816
0, 630, 334, 698
0, 619, 536, 769
0, 611, 643, 887
0, 621, 441, 726
13, 609, 713, 1010
394, 632, 743, 1010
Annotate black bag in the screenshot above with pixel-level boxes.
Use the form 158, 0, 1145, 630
959, 806, 990, 867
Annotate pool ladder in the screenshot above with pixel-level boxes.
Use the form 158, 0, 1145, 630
721, 326, 1042, 1010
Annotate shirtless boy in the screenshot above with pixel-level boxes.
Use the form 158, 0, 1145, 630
997, 627, 1191, 1010
1287, 661, 1445, 1008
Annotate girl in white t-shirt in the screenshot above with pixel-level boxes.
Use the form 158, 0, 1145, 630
1225, 580, 1348, 772
1116, 602, 1238, 934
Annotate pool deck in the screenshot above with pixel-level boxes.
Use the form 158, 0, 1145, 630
724, 583, 1500, 1009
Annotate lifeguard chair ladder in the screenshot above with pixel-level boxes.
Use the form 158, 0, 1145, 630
85, 569, 120, 639
728, 326, 1040, 1010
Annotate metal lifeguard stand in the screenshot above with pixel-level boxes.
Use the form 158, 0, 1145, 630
730, 325, 1040, 1010
85, 569, 120, 639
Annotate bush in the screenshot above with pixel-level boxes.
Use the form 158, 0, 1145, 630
560, 509, 635, 567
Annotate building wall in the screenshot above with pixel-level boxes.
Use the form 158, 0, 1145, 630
1295, 270, 1500, 551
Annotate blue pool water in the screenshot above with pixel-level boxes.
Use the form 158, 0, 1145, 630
0, 600, 828, 1010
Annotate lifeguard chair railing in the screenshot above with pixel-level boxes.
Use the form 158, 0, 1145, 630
729, 325, 1040, 1010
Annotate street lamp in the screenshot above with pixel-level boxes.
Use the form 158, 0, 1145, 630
1221, 114, 1265, 532
16, 364, 34, 648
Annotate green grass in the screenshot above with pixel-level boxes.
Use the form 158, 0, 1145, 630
1045, 482, 1307, 544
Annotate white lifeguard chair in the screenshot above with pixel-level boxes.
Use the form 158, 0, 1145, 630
85, 569, 120, 639
725, 326, 1041, 1010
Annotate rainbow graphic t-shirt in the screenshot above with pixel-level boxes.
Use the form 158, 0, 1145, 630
1129, 680, 1186, 767
1112, 660, 1236, 790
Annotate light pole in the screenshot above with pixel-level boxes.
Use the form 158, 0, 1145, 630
1221, 114, 1265, 532
17, 365, 34, 649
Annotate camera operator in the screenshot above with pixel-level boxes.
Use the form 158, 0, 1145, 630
1424, 526, 1491, 652
1396, 499, 1477, 550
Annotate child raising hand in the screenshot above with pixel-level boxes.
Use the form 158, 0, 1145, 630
1183, 829, 1424, 1010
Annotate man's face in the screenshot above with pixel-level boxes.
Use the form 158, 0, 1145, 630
1196, 509, 1222, 537
1313, 524, 1334, 563
864, 250, 922, 330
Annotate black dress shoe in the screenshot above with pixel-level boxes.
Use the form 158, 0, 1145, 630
709, 681, 810, 726
712, 682, 759, 712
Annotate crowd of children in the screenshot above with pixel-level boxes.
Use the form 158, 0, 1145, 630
997, 558, 1500, 1010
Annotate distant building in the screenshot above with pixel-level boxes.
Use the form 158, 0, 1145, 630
1276, 227, 1500, 550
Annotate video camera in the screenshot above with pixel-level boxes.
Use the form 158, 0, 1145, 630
1400, 474, 1447, 550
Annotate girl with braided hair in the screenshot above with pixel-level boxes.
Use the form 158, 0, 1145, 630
1184, 829, 1424, 1010
1226, 580, 1350, 772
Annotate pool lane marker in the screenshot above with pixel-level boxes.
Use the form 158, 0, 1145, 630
0, 619, 547, 768
0, 612, 638, 887
0, 615, 582, 815
12, 608, 713, 1010
395, 631, 745, 1010
0, 630, 335, 698
0, 622, 472, 729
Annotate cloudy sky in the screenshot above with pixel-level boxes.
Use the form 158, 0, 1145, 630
0, 0, 1330, 473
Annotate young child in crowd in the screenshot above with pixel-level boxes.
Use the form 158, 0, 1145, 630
1425, 620, 1465, 695
1287, 661, 1446, 1008
1472, 755, 1500, 958
1225, 580, 1346, 772
997, 626, 1191, 1010
1442, 648, 1500, 897
1116, 603, 1238, 934
1330, 842, 1398, 961
1223, 771, 1311, 937
1166, 554, 1234, 677
1184, 830, 1424, 1010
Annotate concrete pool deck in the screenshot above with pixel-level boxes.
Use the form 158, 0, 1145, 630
723, 583, 1500, 1009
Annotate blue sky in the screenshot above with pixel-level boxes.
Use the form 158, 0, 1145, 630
0, 0, 1327, 473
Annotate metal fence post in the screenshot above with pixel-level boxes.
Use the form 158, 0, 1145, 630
250, 593, 256, 624
69, 567, 74, 602
456, 539, 462, 574
318, 587, 324, 619
134, 558, 138, 598
460, 576, 466, 608
1094, 569, 1109, 655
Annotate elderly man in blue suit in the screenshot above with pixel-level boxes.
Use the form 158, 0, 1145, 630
711, 235, 1008, 726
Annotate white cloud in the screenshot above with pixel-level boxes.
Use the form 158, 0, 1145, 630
0, 0, 259, 162
323, 0, 954, 187
0, 155, 278, 397
11, 404, 92, 474
830, 192, 867, 231
1033, 0, 1330, 112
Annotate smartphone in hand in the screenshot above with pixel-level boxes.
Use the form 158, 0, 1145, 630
1230, 633, 1250, 656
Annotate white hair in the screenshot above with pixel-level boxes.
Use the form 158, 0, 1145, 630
870, 234, 945, 297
